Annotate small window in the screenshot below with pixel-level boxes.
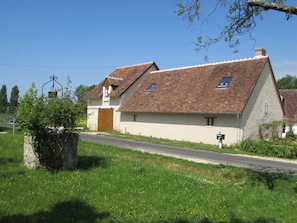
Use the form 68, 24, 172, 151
104, 86, 110, 101
217, 76, 232, 88
133, 114, 137, 122
205, 117, 216, 126
264, 103, 268, 115
145, 83, 156, 92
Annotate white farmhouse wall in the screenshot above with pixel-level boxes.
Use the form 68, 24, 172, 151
120, 112, 239, 145
240, 61, 283, 140
87, 99, 102, 131
293, 123, 297, 135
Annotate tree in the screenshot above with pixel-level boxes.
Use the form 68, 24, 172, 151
277, 75, 297, 89
9, 85, 19, 110
0, 85, 8, 113
176, 0, 297, 52
74, 84, 95, 112
74, 84, 95, 104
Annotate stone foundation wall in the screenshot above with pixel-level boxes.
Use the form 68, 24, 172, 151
24, 135, 41, 169
24, 132, 79, 170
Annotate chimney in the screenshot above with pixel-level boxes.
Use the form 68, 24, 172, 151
255, 48, 266, 57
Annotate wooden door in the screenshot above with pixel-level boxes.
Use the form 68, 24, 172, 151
98, 108, 114, 132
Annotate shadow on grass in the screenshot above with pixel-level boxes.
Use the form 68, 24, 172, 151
0, 157, 19, 166
78, 155, 109, 170
0, 127, 6, 132
246, 169, 294, 191
0, 199, 110, 223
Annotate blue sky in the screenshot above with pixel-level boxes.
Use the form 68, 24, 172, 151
1, 0, 297, 96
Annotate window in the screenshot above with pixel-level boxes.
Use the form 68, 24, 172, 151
145, 83, 156, 92
264, 103, 268, 115
205, 117, 216, 126
133, 114, 137, 122
104, 86, 110, 101
216, 76, 232, 88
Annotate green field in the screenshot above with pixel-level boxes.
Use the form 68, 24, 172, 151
0, 113, 10, 122
1, 128, 297, 223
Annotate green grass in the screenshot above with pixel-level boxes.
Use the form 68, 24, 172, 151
1, 129, 297, 222
100, 131, 297, 159
100, 131, 231, 153
0, 113, 10, 122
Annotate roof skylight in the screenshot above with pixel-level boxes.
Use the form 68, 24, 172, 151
216, 76, 232, 88
145, 83, 156, 92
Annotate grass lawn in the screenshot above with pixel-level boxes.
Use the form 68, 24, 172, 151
0, 113, 10, 122
1, 128, 297, 223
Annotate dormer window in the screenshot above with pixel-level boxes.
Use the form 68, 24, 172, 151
145, 83, 156, 92
111, 85, 118, 90
104, 86, 110, 101
216, 76, 232, 88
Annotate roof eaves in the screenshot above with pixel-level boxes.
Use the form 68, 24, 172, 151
118, 109, 241, 115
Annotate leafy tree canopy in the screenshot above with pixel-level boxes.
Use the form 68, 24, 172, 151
0, 85, 8, 113
74, 84, 95, 104
277, 74, 297, 89
9, 85, 19, 110
176, 0, 296, 52
17, 84, 84, 135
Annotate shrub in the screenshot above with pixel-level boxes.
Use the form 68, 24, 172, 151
286, 130, 296, 140
259, 121, 283, 140
17, 84, 83, 169
238, 139, 297, 159
17, 84, 83, 135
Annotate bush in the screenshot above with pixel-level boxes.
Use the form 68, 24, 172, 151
238, 139, 297, 159
286, 130, 296, 140
17, 84, 83, 170
259, 121, 283, 140
17, 84, 83, 135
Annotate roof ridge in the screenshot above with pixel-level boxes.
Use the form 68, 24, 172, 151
107, 76, 123, 80
117, 61, 155, 69
152, 56, 268, 73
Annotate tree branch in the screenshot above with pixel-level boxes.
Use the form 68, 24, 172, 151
247, 0, 297, 16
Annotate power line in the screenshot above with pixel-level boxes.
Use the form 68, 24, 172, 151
0, 63, 114, 69
0, 62, 202, 70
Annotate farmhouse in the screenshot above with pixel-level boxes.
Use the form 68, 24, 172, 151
85, 62, 159, 131
279, 90, 297, 135
118, 48, 284, 145
86, 48, 284, 145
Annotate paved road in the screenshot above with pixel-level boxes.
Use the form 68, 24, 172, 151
1, 122, 297, 174
79, 132, 297, 175
0, 122, 14, 129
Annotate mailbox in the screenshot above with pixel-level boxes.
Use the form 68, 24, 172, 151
217, 133, 225, 149
216, 133, 225, 140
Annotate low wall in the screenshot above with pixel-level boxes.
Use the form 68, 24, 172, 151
24, 132, 79, 170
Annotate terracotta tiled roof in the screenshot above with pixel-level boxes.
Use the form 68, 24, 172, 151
103, 77, 123, 87
84, 80, 104, 99
119, 57, 269, 114
85, 62, 157, 99
279, 90, 297, 121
